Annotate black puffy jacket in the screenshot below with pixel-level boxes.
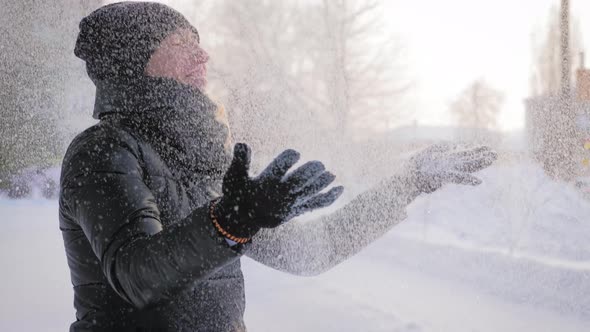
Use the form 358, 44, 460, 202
59, 78, 247, 331
59, 77, 418, 332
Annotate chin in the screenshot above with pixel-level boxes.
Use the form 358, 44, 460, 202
193, 80, 207, 91
184, 76, 206, 90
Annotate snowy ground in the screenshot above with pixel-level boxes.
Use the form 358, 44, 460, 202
1, 161, 589, 331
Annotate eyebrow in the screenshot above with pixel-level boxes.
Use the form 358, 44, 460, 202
171, 36, 199, 46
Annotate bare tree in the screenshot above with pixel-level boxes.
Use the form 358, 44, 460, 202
192, 0, 309, 162
530, 4, 584, 97
191, 0, 409, 161
308, 0, 410, 137
450, 80, 504, 129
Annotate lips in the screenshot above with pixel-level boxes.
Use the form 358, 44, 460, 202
185, 64, 207, 89
187, 63, 206, 78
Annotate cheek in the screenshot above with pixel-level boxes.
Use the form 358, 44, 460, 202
162, 55, 185, 75
171, 55, 195, 76
153, 50, 189, 75
146, 47, 198, 82
182, 55, 199, 72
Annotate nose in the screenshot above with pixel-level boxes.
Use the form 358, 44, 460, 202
195, 45, 209, 64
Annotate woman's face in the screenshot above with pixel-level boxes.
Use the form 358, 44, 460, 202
145, 28, 209, 90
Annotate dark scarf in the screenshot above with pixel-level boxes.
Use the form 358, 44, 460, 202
96, 77, 233, 186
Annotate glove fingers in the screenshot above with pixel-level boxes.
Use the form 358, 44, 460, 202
258, 149, 301, 182
424, 143, 454, 154
451, 146, 491, 158
454, 153, 497, 173
226, 143, 251, 179
293, 171, 336, 196
290, 186, 344, 219
283, 161, 325, 190
446, 172, 482, 186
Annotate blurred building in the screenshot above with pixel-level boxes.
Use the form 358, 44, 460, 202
525, 53, 590, 181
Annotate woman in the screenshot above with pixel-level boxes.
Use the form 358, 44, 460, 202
60, 2, 497, 331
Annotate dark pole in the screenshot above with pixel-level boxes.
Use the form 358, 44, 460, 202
559, 0, 576, 181
561, 0, 571, 97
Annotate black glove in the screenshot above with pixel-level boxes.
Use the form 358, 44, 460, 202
211, 143, 344, 242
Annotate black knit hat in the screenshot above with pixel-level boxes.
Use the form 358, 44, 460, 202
75, 1, 198, 84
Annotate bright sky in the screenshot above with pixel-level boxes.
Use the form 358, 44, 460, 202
384, 0, 590, 131
157, 0, 590, 132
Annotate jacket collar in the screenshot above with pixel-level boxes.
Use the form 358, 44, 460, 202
92, 77, 213, 119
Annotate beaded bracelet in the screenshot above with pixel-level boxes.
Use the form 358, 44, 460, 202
209, 199, 251, 244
